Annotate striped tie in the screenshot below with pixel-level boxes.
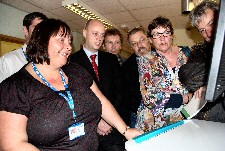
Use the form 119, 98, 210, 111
90, 54, 99, 81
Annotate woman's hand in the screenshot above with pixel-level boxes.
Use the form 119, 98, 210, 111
123, 128, 144, 140
183, 93, 193, 104
90, 81, 143, 140
97, 119, 112, 136
194, 86, 206, 99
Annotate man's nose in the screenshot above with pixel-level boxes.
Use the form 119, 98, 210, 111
137, 40, 143, 48
66, 44, 72, 51
205, 28, 212, 38
96, 34, 103, 41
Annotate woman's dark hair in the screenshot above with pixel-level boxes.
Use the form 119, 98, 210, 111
148, 16, 174, 37
26, 18, 72, 65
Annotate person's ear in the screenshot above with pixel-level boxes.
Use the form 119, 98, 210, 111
23, 26, 29, 37
83, 28, 87, 38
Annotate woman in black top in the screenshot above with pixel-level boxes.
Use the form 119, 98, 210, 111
0, 19, 143, 151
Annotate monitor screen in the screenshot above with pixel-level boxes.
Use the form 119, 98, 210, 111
205, 0, 225, 102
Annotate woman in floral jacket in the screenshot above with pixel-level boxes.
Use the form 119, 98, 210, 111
136, 16, 192, 132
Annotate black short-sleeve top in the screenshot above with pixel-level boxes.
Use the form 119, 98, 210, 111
0, 63, 102, 150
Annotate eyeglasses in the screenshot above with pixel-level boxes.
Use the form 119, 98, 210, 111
151, 30, 172, 39
198, 20, 214, 34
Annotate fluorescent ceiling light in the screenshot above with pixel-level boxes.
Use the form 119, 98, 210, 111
62, 0, 113, 29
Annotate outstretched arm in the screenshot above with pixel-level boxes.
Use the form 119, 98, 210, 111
90, 81, 143, 140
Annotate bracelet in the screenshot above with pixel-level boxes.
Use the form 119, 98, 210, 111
122, 126, 130, 135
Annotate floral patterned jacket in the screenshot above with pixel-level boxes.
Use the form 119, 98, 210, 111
136, 46, 190, 132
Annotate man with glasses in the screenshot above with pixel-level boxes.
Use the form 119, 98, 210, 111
190, 1, 218, 43
179, 1, 225, 122
120, 26, 151, 128
103, 28, 126, 66
189, 0, 218, 65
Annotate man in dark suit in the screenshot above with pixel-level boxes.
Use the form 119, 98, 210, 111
70, 19, 124, 151
121, 26, 151, 128
103, 28, 126, 66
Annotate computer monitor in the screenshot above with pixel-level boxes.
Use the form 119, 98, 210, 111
205, 0, 225, 102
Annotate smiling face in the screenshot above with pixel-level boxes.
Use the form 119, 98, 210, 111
150, 26, 174, 54
48, 29, 72, 67
104, 35, 122, 55
129, 31, 151, 57
83, 20, 105, 53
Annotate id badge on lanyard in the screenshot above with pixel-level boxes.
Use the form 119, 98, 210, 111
32, 62, 86, 140
68, 123, 85, 140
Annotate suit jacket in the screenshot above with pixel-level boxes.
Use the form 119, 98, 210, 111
69, 49, 123, 112
120, 53, 142, 124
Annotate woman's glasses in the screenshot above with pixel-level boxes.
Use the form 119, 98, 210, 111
151, 30, 172, 39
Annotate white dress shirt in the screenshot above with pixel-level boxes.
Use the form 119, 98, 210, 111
83, 45, 98, 65
0, 44, 28, 83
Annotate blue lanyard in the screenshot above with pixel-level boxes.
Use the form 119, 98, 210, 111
22, 47, 28, 61
32, 62, 76, 119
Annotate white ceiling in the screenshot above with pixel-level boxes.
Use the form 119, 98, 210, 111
0, 0, 219, 53
0, 0, 192, 33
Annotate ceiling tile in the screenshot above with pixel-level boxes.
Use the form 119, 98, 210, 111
130, 3, 181, 22
105, 11, 136, 24
160, 0, 180, 5
119, 0, 160, 10
0, 0, 206, 33
0, 0, 15, 5
82, 0, 126, 14
23, 0, 62, 10
9, 0, 46, 13
49, 7, 83, 21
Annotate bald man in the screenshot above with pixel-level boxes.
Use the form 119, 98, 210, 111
69, 19, 125, 151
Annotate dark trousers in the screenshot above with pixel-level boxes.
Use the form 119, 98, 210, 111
98, 129, 125, 151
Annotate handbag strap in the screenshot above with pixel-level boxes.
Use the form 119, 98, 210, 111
179, 46, 191, 58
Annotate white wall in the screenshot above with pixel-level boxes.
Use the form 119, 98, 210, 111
0, 2, 26, 39
174, 28, 203, 47
72, 32, 84, 52
0, 2, 83, 52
